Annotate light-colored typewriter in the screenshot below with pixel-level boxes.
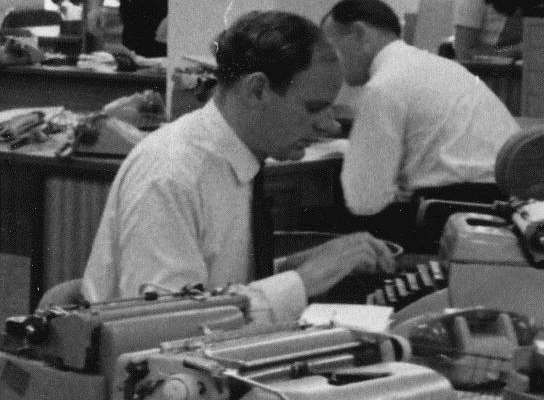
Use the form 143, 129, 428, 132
437, 199, 544, 267
0, 286, 250, 400
111, 323, 457, 400
420, 124, 544, 269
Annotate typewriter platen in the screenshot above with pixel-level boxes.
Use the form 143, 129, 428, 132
360, 198, 544, 313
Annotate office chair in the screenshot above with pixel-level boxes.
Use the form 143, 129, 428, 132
36, 278, 83, 310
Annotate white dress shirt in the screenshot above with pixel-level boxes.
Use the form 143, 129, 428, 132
341, 40, 520, 215
82, 101, 307, 323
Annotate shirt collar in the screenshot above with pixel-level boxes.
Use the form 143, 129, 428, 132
200, 100, 261, 184
369, 39, 406, 78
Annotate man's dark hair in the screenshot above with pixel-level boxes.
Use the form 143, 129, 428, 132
323, 0, 401, 38
213, 11, 323, 94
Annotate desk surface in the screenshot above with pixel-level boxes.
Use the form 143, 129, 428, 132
462, 58, 522, 77
516, 116, 544, 130
0, 111, 540, 175
0, 64, 165, 84
0, 131, 345, 178
0, 65, 166, 112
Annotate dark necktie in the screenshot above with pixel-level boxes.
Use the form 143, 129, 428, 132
252, 166, 274, 280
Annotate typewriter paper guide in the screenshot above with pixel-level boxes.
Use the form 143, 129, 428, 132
299, 303, 393, 332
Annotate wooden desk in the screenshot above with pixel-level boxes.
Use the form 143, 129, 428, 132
0, 65, 166, 112
0, 138, 346, 310
463, 60, 522, 116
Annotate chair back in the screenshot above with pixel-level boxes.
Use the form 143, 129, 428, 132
37, 279, 83, 310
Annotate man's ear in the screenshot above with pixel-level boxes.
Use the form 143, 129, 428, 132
351, 20, 368, 41
239, 72, 270, 108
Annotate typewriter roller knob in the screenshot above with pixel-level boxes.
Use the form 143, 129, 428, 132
159, 373, 219, 400
160, 373, 199, 400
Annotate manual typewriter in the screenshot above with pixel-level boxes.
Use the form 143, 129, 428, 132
357, 194, 544, 313
111, 323, 457, 400
356, 125, 544, 313
0, 285, 250, 400
365, 259, 447, 311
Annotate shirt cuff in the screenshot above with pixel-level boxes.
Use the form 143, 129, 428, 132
249, 271, 307, 323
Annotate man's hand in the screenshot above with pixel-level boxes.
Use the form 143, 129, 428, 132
291, 232, 396, 298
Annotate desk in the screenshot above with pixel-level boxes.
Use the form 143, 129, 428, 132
0, 65, 166, 111
0, 138, 347, 311
463, 60, 522, 116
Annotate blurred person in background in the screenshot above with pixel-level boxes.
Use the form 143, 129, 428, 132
321, 0, 519, 252
453, 0, 524, 60
87, 0, 166, 57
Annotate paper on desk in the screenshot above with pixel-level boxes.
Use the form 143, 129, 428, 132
266, 139, 349, 164
301, 139, 348, 161
299, 303, 394, 332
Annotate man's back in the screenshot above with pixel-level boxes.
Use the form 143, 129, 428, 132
341, 40, 520, 215
373, 41, 518, 187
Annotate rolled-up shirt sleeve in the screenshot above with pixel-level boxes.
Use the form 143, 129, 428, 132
249, 271, 307, 323
341, 85, 406, 215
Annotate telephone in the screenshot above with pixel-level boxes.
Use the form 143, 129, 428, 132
393, 308, 539, 390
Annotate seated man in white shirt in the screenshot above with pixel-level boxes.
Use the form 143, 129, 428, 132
322, 0, 520, 253
82, 10, 396, 324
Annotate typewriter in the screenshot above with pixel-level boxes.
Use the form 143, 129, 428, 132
365, 260, 447, 311
111, 323, 457, 400
364, 198, 544, 313
364, 125, 544, 315
0, 286, 250, 400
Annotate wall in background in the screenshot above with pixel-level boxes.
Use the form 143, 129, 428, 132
166, 0, 355, 115
168, 0, 421, 64
166, 0, 425, 115
388, 0, 421, 16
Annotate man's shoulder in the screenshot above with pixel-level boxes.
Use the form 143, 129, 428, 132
372, 46, 473, 94
118, 114, 216, 186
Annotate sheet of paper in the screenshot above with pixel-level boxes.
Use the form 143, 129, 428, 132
299, 303, 394, 332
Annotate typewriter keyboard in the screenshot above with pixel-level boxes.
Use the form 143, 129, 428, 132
366, 260, 448, 311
